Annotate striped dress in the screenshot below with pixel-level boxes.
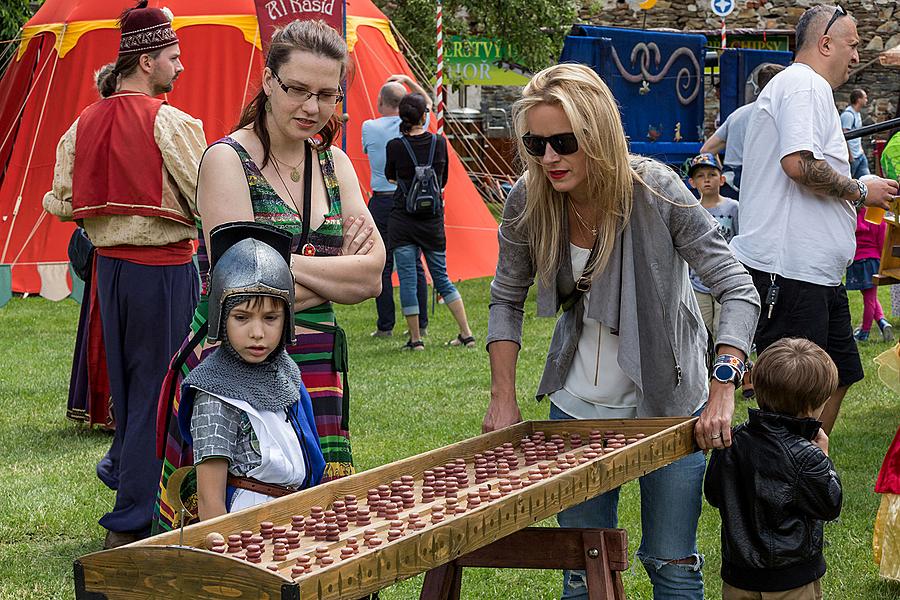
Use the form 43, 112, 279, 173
152, 137, 352, 533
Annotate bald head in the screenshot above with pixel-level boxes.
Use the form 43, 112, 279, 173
796, 5, 847, 52
378, 82, 406, 115
794, 4, 859, 89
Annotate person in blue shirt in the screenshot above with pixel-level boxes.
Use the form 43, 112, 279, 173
841, 88, 869, 178
363, 75, 432, 338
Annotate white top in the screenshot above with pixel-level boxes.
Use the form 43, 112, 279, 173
550, 244, 638, 419
731, 63, 853, 286
214, 393, 307, 513
713, 102, 754, 168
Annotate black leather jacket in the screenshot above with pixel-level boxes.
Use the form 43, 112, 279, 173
704, 409, 842, 592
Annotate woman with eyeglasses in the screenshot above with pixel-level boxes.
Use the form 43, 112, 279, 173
483, 63, 760, 599
384, 93, 475, 351
152, 20, 384, 532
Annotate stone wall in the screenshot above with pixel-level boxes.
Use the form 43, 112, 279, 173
580, 0, 900, 138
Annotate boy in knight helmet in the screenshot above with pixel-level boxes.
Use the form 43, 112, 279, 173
178, 222, 325, 520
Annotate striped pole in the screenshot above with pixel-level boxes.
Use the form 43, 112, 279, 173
721, 19, 727, 49
436, 0, 444, 135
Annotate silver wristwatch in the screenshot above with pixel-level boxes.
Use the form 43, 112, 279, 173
853, 179, 869, 209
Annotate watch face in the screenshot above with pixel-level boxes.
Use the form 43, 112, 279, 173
714, 363, 736, 383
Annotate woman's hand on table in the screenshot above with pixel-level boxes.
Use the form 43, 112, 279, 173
341, 214, 376, 256
482, 393, 523, 433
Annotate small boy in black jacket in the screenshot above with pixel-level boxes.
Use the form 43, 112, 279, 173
705, 337, 843, 600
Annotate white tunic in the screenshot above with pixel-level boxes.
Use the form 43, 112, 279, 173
213, 393, 307, 513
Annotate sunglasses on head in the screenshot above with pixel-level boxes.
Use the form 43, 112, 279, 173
521, 132, 579, 157
823, 5, 846, 37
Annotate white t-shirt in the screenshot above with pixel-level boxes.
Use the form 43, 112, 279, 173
713, 102, 754, 169
550, 244, 638, 419
731, 63, 853, 286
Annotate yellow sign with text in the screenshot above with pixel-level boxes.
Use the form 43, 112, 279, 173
445, 36, 530, 86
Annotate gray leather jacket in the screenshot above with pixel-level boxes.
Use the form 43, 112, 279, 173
486, 159, 760, 418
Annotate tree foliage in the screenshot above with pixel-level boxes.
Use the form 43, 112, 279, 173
0, 1, 33, 45
377, 0, 579, 77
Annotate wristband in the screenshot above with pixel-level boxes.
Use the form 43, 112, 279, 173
853, 179, 868, 209
713, 354, 745, 371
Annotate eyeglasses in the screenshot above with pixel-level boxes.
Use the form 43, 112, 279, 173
823, 5, 847, 37
521, 132, 579, 157
270, 70, 344, 106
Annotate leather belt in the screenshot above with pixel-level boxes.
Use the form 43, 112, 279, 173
227, 475, 294, 498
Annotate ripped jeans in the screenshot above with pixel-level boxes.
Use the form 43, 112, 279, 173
550, 402, 706, 600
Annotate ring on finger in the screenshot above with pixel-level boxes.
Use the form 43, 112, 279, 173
710, 433, 721, 439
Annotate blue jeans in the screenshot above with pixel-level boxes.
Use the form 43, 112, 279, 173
550, 402, 706, 600
369, 193, 428, 332
393, 244, 461, 315
850, 153, 870, 179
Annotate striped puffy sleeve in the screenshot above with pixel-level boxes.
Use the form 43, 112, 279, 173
42, 119, 79, 221
155, 104, 207, 220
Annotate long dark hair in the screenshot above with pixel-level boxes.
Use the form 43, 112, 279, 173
236, 20, 350, 168
398, 93, 427, 135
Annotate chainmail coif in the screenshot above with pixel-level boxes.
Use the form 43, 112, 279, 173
183, 296, 301, 412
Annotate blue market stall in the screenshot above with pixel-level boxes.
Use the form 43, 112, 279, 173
560, 25, 706, 167
719, 47, 792, 120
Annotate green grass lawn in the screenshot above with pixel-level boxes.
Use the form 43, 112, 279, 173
0, 278, 898, 599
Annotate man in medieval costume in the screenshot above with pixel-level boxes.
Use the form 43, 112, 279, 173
43, 0, 205, 548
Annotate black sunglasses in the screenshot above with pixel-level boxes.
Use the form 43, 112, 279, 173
521, 132, 579, 157
823, 5, 846, 37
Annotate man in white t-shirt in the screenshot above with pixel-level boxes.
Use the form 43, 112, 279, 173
731, 4, 898, 435
841, 88, 869, 178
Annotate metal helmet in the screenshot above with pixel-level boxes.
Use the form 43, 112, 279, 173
207, 224, 295, 346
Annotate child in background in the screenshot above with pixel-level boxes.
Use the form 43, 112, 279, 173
705, 337, 843, 600
847, 207, 892, 342
687, 153, 739, 338
178, 229, 325, 521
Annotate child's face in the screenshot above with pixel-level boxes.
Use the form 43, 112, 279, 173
689, 167, 724, 196
225, 297, 285, 364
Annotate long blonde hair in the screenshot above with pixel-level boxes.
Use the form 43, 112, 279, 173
512, 63, 635, 284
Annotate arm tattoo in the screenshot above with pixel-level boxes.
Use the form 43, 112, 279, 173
793, 151, 857, 199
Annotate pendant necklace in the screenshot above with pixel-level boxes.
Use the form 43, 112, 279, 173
271, 151, 303, 182
270, 159, 300, 214
569, 201, 598, 236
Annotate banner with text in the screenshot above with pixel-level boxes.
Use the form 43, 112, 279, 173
706, 34, 790, 51
254, 0, 345, 53
445, 36, 529, 86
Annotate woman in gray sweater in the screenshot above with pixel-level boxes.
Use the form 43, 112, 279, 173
483, 63, 760, 600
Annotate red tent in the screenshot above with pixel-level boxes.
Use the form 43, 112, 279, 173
0, 0, 498, 295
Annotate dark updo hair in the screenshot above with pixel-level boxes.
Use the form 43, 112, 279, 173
398, 93, 428, 135
236, 19, 351, 167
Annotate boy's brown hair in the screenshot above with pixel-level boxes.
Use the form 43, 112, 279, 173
753, 338, 838, 416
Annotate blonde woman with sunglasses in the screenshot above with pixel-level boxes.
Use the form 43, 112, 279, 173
483, 63, 760, 599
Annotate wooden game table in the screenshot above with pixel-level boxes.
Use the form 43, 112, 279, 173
75, 417, 697, 599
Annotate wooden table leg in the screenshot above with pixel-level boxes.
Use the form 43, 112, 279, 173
419, 528, 627, 600
582, 530, 615, 600
419, 561, 462, 600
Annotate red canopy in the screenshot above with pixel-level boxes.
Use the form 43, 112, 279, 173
0, 0, 498, 294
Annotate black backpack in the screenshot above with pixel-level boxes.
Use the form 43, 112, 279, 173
398, 135, 443, 216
